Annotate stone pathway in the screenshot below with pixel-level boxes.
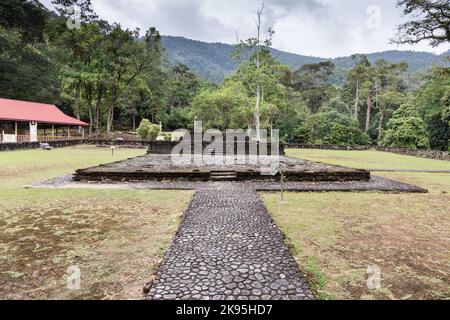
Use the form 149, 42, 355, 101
32, 174, 428, 193
147, 183, 315, 300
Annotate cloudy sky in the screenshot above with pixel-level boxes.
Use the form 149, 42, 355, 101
40, 0, 449, 58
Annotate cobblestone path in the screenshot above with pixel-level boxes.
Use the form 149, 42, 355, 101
147, 183, 315, 300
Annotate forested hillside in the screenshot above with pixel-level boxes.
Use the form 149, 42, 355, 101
161, 36, 450, 83
1, 0, 449, 151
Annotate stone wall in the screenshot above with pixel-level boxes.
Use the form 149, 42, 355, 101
0, 140, 85, 151
285, 144, 371, 151
285, 143, 450, 161
147, 141, 286, 156
84, 139, 149, 149
2, 139, 447, 161
375, 146, 450, 161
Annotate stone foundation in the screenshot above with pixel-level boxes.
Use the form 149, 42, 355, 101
73, 154, 370, 182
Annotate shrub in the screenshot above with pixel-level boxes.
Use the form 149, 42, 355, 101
136, 119, 160, 140
381, 104, 430, 149
291, 124, 311, 143
308, 110, 369, 145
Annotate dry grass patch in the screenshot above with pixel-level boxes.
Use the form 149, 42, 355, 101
0, 189, 192, 300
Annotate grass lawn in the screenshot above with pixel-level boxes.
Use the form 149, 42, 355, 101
286, 148, 450, 171
263, 149, 450, 300
0, 146, 192, 300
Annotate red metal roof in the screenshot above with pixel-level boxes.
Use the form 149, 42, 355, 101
0, 98, 88, 126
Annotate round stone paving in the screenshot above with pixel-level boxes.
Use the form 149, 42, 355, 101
147, 183, 315, 300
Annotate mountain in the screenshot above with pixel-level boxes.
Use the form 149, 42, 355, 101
161, 36, 449, 84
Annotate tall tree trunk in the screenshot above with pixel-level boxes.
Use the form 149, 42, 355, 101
75, 85, 81, 120
86, 87, 93, 136
132, 114, 136, 131
377, 110, 384, 143
95, 82, 103, 136
365, 96, 373, 132
254, 5, 263, 141
255, 86, 261, 141
106, 105, 113, 135
270, 121, 273, 139
354, 79, 359, 120
106, 85, 117, 135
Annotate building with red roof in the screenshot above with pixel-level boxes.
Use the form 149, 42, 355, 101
0, 98, 88, 143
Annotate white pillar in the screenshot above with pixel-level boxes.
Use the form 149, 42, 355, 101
29, 122, 38, 142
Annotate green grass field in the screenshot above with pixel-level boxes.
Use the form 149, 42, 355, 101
0, 146, 192, 300
1, 146, 448, 300
263, 149, 450, 300
286, 148, 450, 171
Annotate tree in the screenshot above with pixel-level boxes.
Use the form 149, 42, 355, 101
393, 0, 450, 47
0, 1, 61, 103
309, 109, 370, 145
191, 81, 252, 130
414, 66, 450, 150
0, 0, 49, 43
442, 87, 450, 126
233, 4, 276, 140
319, 97, 350, 114
102, 25, 162, 134
372, 60, 409, 142
167, 64, 199, 110
291, 124, 310, 144
232, 46, 288, 136
292, 61, 335, 113
427, 112, 449, 150
51, 0, 98, 23
382, 104, 430, 149
344, 55, 373, 128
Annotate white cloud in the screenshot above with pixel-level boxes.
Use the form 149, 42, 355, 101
40, 0, 450, 57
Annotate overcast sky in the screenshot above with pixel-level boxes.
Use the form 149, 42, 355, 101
40, 0, 449, 58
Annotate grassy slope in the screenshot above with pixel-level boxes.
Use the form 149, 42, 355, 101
263, 149, 450, 300
0, 146, 192, 299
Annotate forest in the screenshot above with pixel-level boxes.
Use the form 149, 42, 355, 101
0, 0, 449, 150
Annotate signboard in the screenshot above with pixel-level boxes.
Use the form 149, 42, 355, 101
29, 122, 38, 142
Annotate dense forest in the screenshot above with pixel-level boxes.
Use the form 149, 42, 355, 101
0, 0, 449, 150
162, 35, 450, 84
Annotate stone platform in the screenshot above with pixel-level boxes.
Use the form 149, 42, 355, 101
73, 154, 370, 182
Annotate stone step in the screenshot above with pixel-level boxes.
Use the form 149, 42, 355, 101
210, 171, 236, 175
210, 171, 237, 181
210, 172, 236, 176
210, 176, 237, 181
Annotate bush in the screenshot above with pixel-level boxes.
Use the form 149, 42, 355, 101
291, 124, 311, 143
427, 112, 449, 151
323, 124, 371, 145
308, 110, 369, 145
136, 119, 160, 140
381, 104, 430, 149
